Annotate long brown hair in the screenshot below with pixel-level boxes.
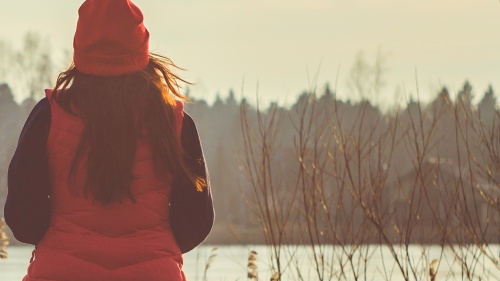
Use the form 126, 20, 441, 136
53, 53, 205, 204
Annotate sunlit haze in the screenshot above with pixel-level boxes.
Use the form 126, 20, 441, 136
1, 0, 499, 107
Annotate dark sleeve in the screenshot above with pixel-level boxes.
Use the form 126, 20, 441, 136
170, 113, 214, 254
4, 98, 51, 245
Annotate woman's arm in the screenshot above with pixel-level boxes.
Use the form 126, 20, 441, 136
4, 98, 51, 245
170, 113, 214, 254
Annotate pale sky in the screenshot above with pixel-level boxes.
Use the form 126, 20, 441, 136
0, 0, 499, 106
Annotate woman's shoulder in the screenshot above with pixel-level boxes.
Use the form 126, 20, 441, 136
26, 97, 51, 123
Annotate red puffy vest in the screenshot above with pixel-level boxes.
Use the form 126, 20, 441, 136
23, 90, 186, 281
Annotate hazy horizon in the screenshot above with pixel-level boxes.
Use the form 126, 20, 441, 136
1, 0, 499, 107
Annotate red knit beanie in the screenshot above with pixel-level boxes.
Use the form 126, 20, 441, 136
73, 0, 150, 76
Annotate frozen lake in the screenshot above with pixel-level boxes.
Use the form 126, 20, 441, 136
1, 244, 499, 280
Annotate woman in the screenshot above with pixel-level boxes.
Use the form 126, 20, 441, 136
4, 0, 214, 280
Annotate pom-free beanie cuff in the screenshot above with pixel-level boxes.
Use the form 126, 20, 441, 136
73, 32, 150, 76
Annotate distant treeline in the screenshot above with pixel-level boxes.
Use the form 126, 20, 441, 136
1, 80, 498, 245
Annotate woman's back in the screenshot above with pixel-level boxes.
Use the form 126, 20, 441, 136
26, 91, 186, 281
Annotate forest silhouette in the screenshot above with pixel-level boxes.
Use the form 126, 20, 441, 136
1, 80, 498, 245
